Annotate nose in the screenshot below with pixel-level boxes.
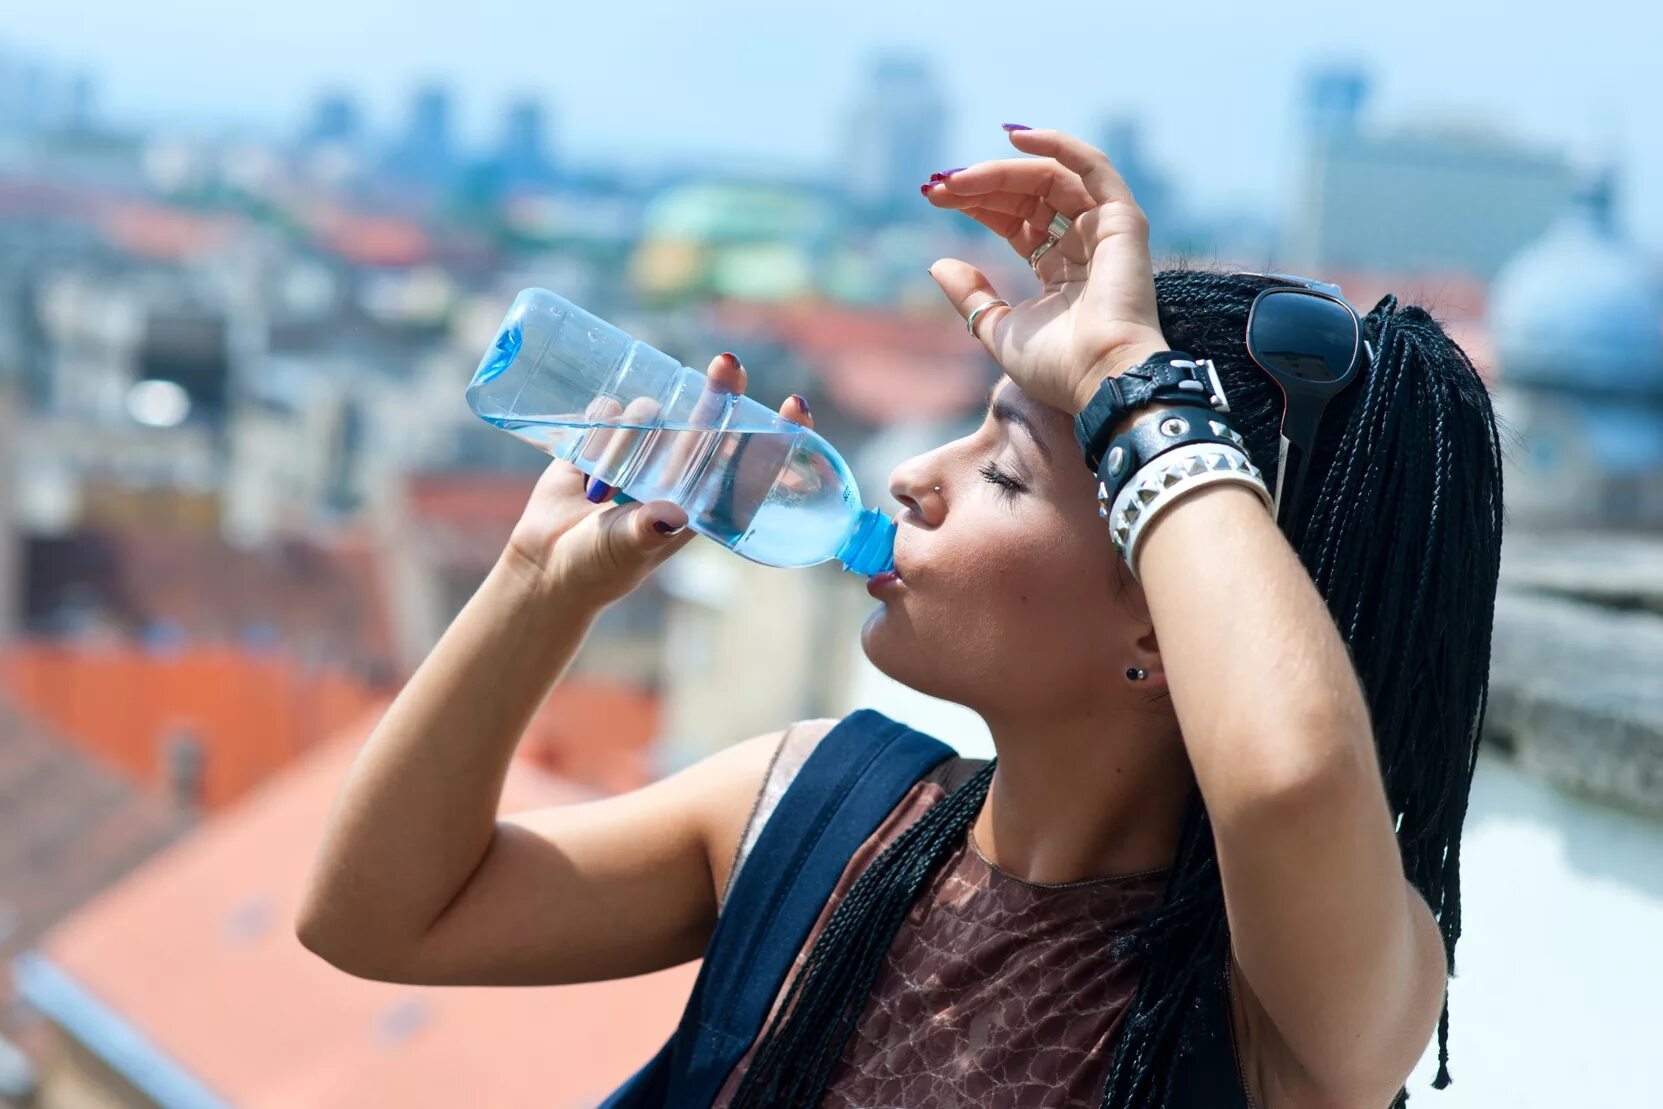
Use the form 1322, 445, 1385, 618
888, 463, 943, 526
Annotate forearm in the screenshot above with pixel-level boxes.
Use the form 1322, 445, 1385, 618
1135, 473, 1377, 822
297, 550, 601, 950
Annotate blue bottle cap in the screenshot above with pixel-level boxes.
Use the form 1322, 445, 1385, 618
837, 508, 896, 576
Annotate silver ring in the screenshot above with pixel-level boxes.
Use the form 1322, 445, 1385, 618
965, 298, 1009, 337
1027, 212, 1074, 271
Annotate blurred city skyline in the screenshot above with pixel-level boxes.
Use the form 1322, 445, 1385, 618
2, 0, 1657, 244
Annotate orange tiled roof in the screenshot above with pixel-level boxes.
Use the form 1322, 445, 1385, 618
0, 642, 387, 813
712, 299, 996, 424
21, 707, 697, 1107
0, 695, 192, 1042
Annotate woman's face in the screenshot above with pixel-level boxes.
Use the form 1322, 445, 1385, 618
861, 377, 1143, 718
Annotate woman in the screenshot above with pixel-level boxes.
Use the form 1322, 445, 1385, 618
296, 124, 1502, 1108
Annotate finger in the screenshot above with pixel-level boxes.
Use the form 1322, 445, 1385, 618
589, 352, 748, 503
586, 394, 660, 502
780, 393, 814, 430
927, 186, 1063, 247
923, 179, 1088, 273
924, 157, 1094, 217
592, 499, 694, 583
1004, 127, 1139, 212
704, 350, 747, 397
925, 258, 1016, 357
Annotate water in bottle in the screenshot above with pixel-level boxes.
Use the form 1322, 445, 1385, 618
466, 289, 896, 576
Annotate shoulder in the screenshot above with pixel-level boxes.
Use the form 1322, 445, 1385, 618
706, 718, 843, 911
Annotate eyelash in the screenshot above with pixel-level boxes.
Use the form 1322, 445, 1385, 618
978, 459, 1026, 498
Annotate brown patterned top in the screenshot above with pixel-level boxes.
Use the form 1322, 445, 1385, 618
711, 722, 1186, 1108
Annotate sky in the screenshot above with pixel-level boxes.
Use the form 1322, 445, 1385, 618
3, 0, 1659, 248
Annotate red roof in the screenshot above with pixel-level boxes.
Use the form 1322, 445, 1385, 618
712, 299, 996, 424
0, 642, 389, 813
308, 207, 434, 268
26, 708, 698, 1107
100, 203, 242, 262
0, 695, 193, 1043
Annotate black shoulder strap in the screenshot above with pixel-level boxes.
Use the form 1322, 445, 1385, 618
599, 708, 953, 1108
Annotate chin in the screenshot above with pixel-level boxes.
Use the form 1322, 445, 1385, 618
858, 605, 962, 704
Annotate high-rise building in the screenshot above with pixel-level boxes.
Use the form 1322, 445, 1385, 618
299, 90, 364, 151
1097, 117, 1181, 251
491, 97, 558, 190
384, 83, 459, 187
1286, 63, 1576, 278
840, 54, 947, 225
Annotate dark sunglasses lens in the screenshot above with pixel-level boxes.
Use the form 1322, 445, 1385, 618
1249, 291, 1359, 383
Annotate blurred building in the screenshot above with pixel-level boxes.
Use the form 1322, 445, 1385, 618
298, 91, 364, 152
655, 547, 856, 771
1097, 117, 1182, 254
839, 54, 948, 226
0, 376, 19, 640
1487, 168, 1663, 529
487, 97, 560, 193
8, 716, 694, 1109
630, 181, 836, 304
0, 695, 193, 1099
384, 83, 460, 192
1286, 64, 1577, 278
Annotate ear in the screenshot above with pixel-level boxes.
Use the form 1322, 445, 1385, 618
1127, 626, 1168, 693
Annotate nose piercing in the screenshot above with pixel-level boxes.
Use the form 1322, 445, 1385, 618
934, 485, 942, 494
1125, 667, 1148, 681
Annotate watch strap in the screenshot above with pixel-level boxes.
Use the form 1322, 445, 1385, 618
1073, 351, 1232, 472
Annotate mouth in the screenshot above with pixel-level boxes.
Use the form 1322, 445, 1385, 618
866, 569, 905, 597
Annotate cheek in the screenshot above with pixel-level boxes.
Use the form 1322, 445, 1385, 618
926, 518, 1115, 641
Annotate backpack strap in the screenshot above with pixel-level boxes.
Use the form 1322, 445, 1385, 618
599, 708, 953, 1108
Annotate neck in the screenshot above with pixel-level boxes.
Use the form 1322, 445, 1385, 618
972, 699, 1193, 885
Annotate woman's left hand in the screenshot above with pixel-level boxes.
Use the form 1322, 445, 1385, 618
922, 126, 1171, 414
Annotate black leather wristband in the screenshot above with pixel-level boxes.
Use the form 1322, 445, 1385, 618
1074, 351, 1233, 473
1095, 402, 1250, 511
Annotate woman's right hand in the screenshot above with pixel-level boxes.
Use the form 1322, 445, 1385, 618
501, 351, 815, 609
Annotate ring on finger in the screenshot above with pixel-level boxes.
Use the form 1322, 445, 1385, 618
1028, 212, 1074, 271
966, 298, 1009, 337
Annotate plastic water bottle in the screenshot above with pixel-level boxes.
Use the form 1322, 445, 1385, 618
466, 288, 896, 576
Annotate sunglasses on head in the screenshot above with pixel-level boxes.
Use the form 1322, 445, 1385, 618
1228, 271, 1373, 534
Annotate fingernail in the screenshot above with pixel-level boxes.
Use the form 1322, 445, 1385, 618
720, 351, 741, 367
654, 520, 685, 536
789, 394, 811, 417
929, 167, 967, 180
585, 478, 614, 503
1002, 123, 1032, 131
919, 183, 935, 196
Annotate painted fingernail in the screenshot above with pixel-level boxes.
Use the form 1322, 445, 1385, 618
720, 351, 741, 367
929, 167, 967, 180
919, 183, 935, 196
654, 520, 685, 536
1002, 123, 1032, 131
789, 394, 811, 418
585, 478, 614, 503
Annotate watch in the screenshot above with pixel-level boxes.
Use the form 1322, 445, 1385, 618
1072, 350, 1232, 474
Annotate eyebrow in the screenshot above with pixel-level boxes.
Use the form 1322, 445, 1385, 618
985, 388, 1052, 461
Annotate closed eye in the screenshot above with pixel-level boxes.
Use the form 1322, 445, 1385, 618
979, 459, 1026, 498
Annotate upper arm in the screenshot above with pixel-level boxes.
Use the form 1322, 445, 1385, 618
1216, 745, 1449, 1107
366, 727, 790, 987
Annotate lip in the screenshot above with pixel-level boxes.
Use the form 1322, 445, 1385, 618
866, 570, 905, 598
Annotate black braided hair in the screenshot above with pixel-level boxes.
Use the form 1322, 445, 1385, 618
729, 264, 1506, 1108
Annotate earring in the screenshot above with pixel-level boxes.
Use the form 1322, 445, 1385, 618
1125, 667, 1148, 681
934, 485, 942, 494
